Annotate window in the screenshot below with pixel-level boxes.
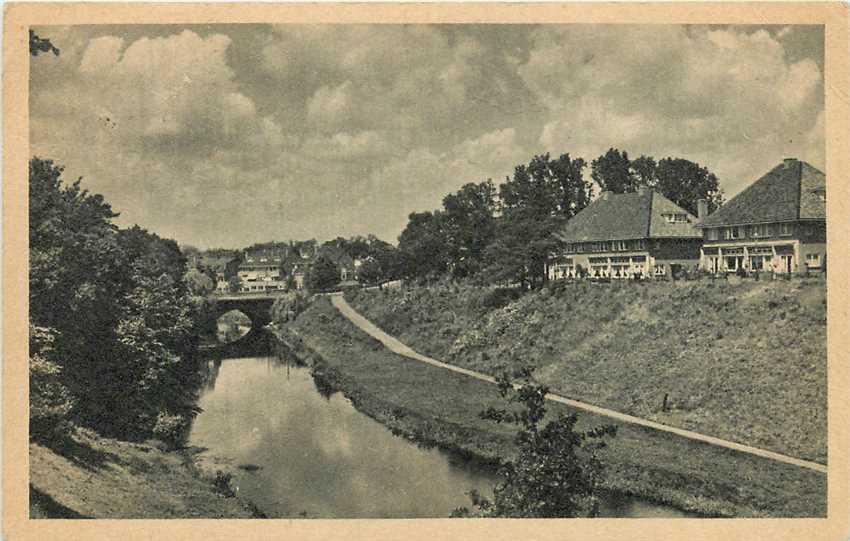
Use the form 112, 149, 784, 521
778, 223, 793, 236
706, 228, 719, 241
615, 240, 628, 251
662, 213, 690, 224
806, 253, 821, 268
725, 227, 744, 240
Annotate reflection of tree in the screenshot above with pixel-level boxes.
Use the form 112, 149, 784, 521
309, 366, 340, 400
201, 359, 222, 391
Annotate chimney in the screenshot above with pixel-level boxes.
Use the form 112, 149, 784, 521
601, 191, 612, 201
697, 199, 708, 221
784, 157, 797, 169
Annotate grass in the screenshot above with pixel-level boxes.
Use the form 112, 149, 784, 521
29, 426, 261, 518
281, 296, 826, 517
347, 277, 827, 464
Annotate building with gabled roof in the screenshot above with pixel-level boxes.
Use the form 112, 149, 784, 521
697, 158, 826, 274
551, 186, 704, 280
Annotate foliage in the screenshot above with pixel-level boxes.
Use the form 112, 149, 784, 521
591, 148, 724, 215
29, 157, 204, 442
440, 181, 498, 278
453, 368, 616, 518
486, 153, 592, 289
307, 255, 341, 292
29, 30, 59, 57
398, 211, 450, 280
185, 267, 215, 296
29, 326, 75, 439
271, 292, 309, 324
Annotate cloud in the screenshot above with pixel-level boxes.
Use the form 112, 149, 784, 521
307, 81, 354, 128
522, 25, 824, 196
29, 24, 824, 248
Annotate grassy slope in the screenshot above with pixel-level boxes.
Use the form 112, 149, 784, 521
283, 297, 825, 517
347, 278, 827, 464
29, 427, 256, 518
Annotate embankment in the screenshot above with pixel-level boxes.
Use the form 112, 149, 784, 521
346, 278, 827, 464
278, 296, 826, 517
29, 426, 261, 518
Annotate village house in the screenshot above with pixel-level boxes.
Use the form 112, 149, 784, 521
551, 187, 704, 280
697, 158, 826, 275
238, 245, 292, 292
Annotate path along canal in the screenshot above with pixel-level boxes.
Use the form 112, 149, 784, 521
188, 335, 695, 518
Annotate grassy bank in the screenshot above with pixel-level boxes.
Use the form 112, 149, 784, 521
347, 278, 827, 464
29, 426, 262, 518
280, 296, 825, 517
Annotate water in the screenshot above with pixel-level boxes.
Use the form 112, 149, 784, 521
189, 349, 694, 518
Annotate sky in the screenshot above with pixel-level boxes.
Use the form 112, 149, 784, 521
30, 24, 824, 249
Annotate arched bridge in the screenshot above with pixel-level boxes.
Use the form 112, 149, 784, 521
210, 292, 288, 332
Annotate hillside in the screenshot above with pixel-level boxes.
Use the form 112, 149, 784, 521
29, 427, 258, 518
346, 277, 827, 463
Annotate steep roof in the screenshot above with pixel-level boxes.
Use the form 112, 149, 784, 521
699, 159, 825, 227
555, 189, 700, 243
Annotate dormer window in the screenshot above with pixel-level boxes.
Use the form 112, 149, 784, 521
662, 213, 690, 224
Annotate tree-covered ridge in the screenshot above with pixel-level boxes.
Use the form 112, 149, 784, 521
29, 158, 206, 445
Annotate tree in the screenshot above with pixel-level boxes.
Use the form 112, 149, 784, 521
29, 30, 59, 57
655, 157, 724, 216
185, 268, 215, 296
441, 180, 498, 278
486, 153, 592, 289
356, 256, 383, 285
398, 211, 449, 280
453, 369, 616, 518
307, 255, 341, 292
591, 148, 637, 194
590, 150, 723, 216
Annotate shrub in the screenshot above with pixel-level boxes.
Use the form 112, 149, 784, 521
151, 410, 189, 448
453, 369, 616, 518
478, 287, 524, 311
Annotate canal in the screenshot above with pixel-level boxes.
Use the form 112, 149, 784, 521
189, 336, 694, 518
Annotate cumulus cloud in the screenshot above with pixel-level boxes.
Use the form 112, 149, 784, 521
522, 25, 823, 195
30, 24, 824, 248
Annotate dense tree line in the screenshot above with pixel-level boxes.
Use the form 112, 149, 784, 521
29, 158, 207, 445
398, 150, 722, 288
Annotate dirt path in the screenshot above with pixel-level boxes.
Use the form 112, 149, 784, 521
330, 294, 827, 475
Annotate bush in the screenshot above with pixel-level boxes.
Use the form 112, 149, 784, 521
29, 353, 74, 441
151, 410, 189, 448
453, 369, 616, 518
478, 287, 524, 311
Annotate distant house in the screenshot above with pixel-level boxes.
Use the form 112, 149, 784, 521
193, 252, 240, 293
238, 245, 292, 292
552, 187, 704, 280
318, 243, 356, 282
697, 158, 826, 274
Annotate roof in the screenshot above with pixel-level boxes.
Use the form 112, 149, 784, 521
555, 189, 701, 243
699, 159, 825, 227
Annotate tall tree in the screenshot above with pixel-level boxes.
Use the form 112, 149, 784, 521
307, 255, 341, 292
591, 148, 636, 194
655, 157, 724, 215
441, 180, 497, 278
487, 153, 592, 289
397, 211, 449, 280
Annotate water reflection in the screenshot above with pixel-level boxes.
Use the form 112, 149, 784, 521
189, 335, 696, 519
189, 355, 496, 518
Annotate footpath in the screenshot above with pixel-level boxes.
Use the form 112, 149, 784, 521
330, 293, 827, 475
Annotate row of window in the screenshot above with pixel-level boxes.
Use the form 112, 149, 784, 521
705, 223, 793, 241
564, 239, 648, 253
